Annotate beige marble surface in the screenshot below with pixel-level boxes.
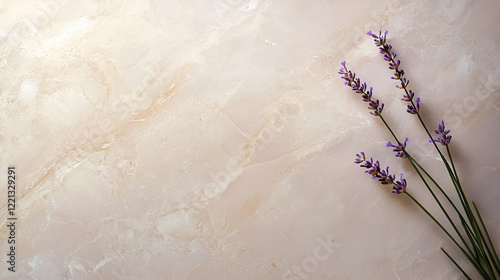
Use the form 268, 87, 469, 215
1, 0, 499, 279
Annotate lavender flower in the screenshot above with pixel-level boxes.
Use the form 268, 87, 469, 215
339, 61, 384, 116
367, 30, 388, 46
378, 166, 396, 185
402, 90, 415, 102
393, 174, 407, 194
407, 97, 420, 114
355, 152, 407, 194
429, 121, 452, 146
362, 158, 381, 179
367, 30, 404, 85
396, 78, 409, 89
368, 30, 423, 116
348, 30, 500, 278
368, 99, 384, 116
354, 152, 366, 164
386, 137, 408, 158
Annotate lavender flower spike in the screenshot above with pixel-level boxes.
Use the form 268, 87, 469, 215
355, 152, 407, 194
354, 152, 366, 164
393, 174, 407, 194
366, 160, 381, 179
368, 100, 384, 116
386, 137, 409, 158
402, 90, 415, 102
368, 30, 423, 116
367, 30, 405, 85
367, 30, 388, 46
378, 166, 396, 185
407, 97, 420, 115
429, 121, 452, 146
338, 61, 384, 116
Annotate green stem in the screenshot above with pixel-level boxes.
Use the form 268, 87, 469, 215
446, 145, 460, 183
404, 192, 488, 278
473, 202, 500, 277
441, 248, 472, 280
379, 115, 474, 257
444, 144, 470, 218
383, 51, 497, 279
379, 112, 493, 278
445, 145, 496, 277
407, 99, 492, 273
411, 105, 475, 230
408, 156, 468, 224
405, 192, 484, 274
407, 154, 475, 257
414, 107, 457, 183
379, 115, 400, 145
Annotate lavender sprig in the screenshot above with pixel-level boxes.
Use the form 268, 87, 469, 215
341, 30, 500, 279
367, 29, 459, 181
430, 121, 452, 146
367, 30, 407, 89
367, 30, 421, 117
355, 152, 407, 194
407, 97, 420, 114
368, 30, 500, 279
402, 90, 415, 102
367, 29, 462, 195
338, 61, 384, 116
387, 137, 408, 158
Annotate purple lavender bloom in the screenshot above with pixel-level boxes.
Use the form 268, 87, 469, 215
378, 166, 396, 185
429, 121, 452, 146
396, 78, 409, 89
354, 152, 366, 164
407, 97, 420, 115
338, 61, 385, 117
355, 155, 380, 178
338, 61, 354, 86
367, 30, 388, 46
359, 157, 373, 169
386, 137, 409, 158
381, 45, 396, 62
388, 59, 400, 70
392, 174, 407, 194
367, 30, 403, 83
368, 100, 384, 116
355, 153, 407, 194
366, 160, 381, 179
362, 88, 373, 102
391, 70, 404, 81
367, 30, 421, 109
402, 90, 415, 102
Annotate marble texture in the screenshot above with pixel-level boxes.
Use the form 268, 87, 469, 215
1, 0, 500, 279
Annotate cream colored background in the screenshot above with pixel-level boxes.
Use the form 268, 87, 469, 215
1, 0, 499, 279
